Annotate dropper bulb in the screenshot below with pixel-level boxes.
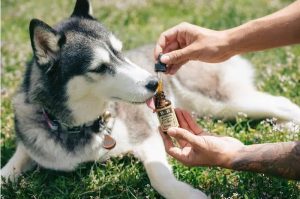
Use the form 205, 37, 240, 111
155, 53, 167, 72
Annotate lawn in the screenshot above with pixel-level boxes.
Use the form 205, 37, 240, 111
1, 0, 300, 198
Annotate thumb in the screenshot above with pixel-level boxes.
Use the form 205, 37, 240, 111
167, 127, 198, 146
160, 47, 192, 65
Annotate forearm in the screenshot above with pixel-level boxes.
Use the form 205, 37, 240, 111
230, 141, 300, 180
225, 0, 300, 55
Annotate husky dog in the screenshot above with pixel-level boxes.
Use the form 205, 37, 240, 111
1, 0, 300, 198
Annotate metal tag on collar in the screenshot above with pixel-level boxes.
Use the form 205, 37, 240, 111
103, 134, 116, 150
100, 111, 116, 150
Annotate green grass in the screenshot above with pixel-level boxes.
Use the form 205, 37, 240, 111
1, 0, 300, 198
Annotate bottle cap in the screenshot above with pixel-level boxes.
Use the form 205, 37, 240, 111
155, 53, 167, 72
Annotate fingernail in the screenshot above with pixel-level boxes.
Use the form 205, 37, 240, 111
160, 55, 170, 63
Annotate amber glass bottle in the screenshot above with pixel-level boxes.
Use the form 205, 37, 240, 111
154, 82, 179, 132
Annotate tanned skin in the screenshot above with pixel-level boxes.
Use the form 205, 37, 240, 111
154, 0, 300, 74
227, 0, 300, 56
231, 142, 300, 180
156, 1, 300, 179
160, 109, 300, 180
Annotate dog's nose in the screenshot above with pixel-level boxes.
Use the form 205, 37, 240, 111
145, 78, 158, 92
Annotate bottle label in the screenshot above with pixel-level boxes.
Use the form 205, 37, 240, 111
156, 105, 179, 132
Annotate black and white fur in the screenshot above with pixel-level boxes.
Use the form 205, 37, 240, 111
1, 0, 300, 198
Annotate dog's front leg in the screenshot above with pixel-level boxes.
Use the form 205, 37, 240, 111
1, 143, 35, 183
134, 133, 208, 199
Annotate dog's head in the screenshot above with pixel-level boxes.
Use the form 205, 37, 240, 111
29, 0, 157, 124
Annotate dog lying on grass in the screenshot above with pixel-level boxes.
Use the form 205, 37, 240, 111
1, 0, 300, 198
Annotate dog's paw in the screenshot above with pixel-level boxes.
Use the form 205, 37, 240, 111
0, 169, 10, 185
152, 180, 208, 199
186, 188, 209, 199
275, 97, 300, 124
168, 185, 208, 199
0, 168, 19, 185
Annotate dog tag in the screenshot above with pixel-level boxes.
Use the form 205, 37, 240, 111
103, 134, 116, 150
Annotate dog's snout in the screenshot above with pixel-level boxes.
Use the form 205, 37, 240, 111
145, 78, 158, 92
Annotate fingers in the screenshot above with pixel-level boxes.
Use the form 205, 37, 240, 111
154, 22, 193, 62
166, 60, 188, 75
181, 109, 203, 135
160, 47, 192, 65
154, 25, 181, 59
154, 23, 195, 75
167, 127, 198, 146
175, 108, 206, 135
167, 147, 190, 164
159, 127, 174, 151
159, 127, 191, 163
164, 41, 180, 54
174, 108, 191, 131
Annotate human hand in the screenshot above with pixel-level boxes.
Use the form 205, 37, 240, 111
154, 22, 234, 74
160, 108, 244, 168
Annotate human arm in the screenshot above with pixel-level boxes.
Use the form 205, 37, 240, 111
160, 109, 300, 180
226, 0, 300, 56
154, 0, 300, 74
231, 141, 300, 180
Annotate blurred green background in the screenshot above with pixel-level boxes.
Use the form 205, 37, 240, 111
1, 0, 300, 198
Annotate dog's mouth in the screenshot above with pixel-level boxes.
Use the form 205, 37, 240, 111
146, 97, 155, 111
111, 96, 155, 109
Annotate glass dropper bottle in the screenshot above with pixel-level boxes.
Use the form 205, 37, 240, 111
154, 54, 179, 132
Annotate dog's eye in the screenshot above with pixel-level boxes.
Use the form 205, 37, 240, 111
89, 63, 115, 75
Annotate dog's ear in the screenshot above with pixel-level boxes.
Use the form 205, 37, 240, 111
71, 0, 94, 19
29, 19, 66, 67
